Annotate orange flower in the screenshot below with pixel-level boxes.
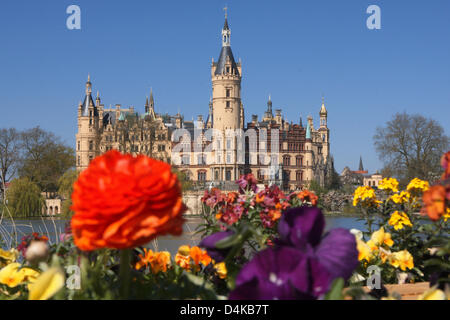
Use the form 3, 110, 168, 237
422, 185, 446, 221
149, 251, 171, 274
226, 192, 238, 204
135, 248, 154, 270
268, 209, 282, 222
297, 190, 318, 206
255, 193, 265, 204
175, 253, 191, 270
441, 151, 450, 179
71, 150, 186, 251
189, 246, 212, 267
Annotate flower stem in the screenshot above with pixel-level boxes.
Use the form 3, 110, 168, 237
119, 249, 132, 299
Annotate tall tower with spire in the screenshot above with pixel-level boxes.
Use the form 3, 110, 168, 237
76, 75, 99, 171
210, 9, 243, 181
211, 10, 242, 131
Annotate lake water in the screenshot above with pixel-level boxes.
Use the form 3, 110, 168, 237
0, 216, 367, 254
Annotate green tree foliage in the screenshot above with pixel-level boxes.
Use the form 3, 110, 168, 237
0, 128, 22, 198
173, 169, 192, 192
58, 169, 79, 217
6, 177, 45, 218
374, 112, 449, 186
19, 127, 75, 194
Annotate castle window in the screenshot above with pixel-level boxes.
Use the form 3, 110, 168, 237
257, 170, 264, 180
77, 141, 80, 151
226, 89, 231, 97
225, 170, 232, 181
181, 154, 190, 165
197, 154, 206, 165
78, 156, 81, 166
226, 66, 230, 74
283, 156, 291, 166
89, 141, 93, 151
198, 171, 206, 181
296, 156, 303, 167
214, 170, 219, 180
226, 101, 230, 108
296, 171, 303, 182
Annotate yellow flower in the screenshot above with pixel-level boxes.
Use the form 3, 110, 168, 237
0, 263, 39, 288
407, 178, 430, 193
418, 286, 447, 300
0, 263, 25, 288
356, 239, 373, 262
28, 267, 65, 300
388, 211, 413, 230
178, 245, 191, 256
353, 186, 381, 208
0, 249, 19, 263
444, 208, 450, 222
214, 262, 227, 279
390, 250, 414, 271
378, 178, 399, 193
379, 248, 392, 264
388, 191, 411, 204
370, 227, 394, 248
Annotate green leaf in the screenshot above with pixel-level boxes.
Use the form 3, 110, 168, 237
325, 277, 345, 300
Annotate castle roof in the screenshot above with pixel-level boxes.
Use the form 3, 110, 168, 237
215, 46, 240, 76
81, 94, 98, 117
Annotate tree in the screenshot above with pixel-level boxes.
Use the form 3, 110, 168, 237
0, 128, 22, 198
58, 169, 79, 217
19, 127, 75, 194
6, 177, 45, 218
374, 112, 449, 185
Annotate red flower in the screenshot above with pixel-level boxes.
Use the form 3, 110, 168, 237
71, 150, 186, 251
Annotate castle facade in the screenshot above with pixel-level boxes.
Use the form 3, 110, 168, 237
76, 16, 333, 191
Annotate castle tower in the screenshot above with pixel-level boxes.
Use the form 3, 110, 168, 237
263, 95, 274, 121
210, 10, 243, 181
318, 97, 330, 161
211, 13, 242, 131
146, 88, 156, 120
304, 116, 314, 183
76, 75, 99, 171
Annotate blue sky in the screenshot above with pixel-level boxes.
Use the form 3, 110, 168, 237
0, 0, 449, 173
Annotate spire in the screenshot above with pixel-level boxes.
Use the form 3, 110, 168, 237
145, 96, 149, 114
206, 97, 213, 127
150, 88, 154, 106
223, 6, 229, 29
299, 115, 303, 127
147, 89, 156, 120
222, 7, 231, 47
359, 156, 364, 171
320, 96, 327, 115
306, 120, 311, 140
85, 74, 92, 95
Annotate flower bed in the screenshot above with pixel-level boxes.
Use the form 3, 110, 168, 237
0, 150, 448, 300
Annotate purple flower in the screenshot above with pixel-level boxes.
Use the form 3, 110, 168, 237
229, 246, 331, 300
277, 206, 359, 281
230, 207, 358, 300
199, 231, 234, 262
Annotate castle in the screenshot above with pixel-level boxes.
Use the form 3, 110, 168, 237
76, 14, 333, 191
